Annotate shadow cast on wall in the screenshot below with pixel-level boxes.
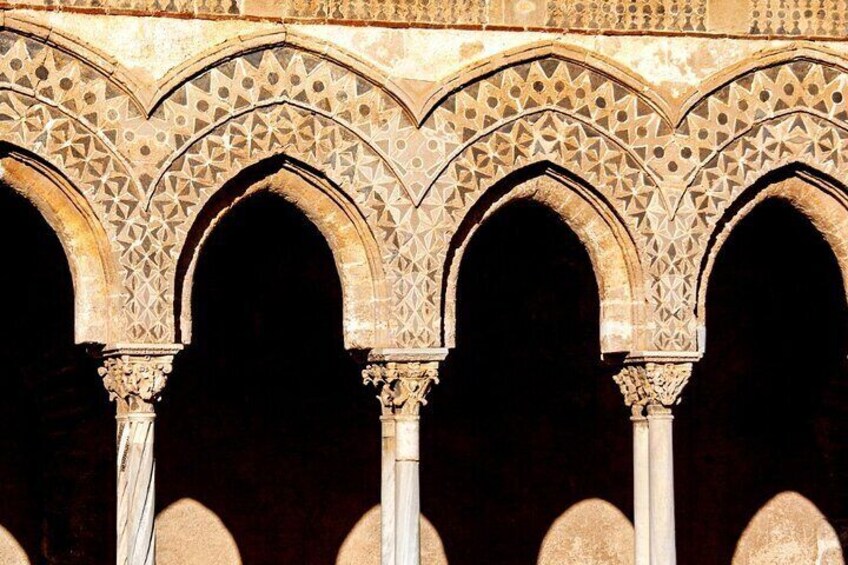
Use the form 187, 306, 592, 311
156, 498, 242, 565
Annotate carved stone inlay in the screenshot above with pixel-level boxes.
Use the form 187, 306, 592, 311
614, 363, 693, 409
362, 362, 440, 416
99, 354, 175, 413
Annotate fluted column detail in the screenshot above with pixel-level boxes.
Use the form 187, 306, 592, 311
615, 360, 693, 565
99, 345, 180, 565
363, 349, 445, 565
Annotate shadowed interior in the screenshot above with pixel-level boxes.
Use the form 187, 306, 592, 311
158, 190, 380, 564
677, 198, 848, 563
0, 184, 113, 564
423, 199, 632, 564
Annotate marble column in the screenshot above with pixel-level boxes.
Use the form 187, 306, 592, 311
647, 403, 676, 565
363, 349, 445, 565
632, 406, 650, 565
614, 360, 693, 565
99, 345, 181, 565
380, 415, 396, 565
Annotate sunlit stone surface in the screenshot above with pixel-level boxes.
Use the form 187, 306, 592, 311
336, 506, 447, 565
0, 526, 30, 565
537, 499, 634, 565
157, 499, 242, 565
733, 492, 844, 565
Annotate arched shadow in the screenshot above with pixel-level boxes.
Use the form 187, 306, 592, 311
156, 498, 242, 565
335, 505, 447, 565
0, 525, 30, 564
423, 199, 630, 564
537, 499, 634, 565
677, 196, 848, 563
733, 491, 843, 564
158, 191, 378, 564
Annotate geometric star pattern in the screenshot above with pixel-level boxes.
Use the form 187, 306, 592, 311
2, 24, 848, 353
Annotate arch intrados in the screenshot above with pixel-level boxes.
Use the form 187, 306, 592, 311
697, 167, 848, 345
174, 157, 389, 350
443, 167, 646, 355
0, 149, 117, 344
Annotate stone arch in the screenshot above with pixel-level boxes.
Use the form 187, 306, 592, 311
416, 40, 672, 125
657, 113, 848, 350
144, 31, 671, 204
420, 46, 672, 196
173, 157, 389, 350
0, 148, 118, 344
696, 166, 848, 343
677, 47, 848, 177
443, 168, 646, 355
417, 108, 656, 350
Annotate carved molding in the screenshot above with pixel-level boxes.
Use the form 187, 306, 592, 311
98, 353, 175, 413
362, 361, 440, 416
613, 362, 693, 409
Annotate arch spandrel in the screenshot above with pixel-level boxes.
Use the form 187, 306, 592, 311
172, 160, 390, 350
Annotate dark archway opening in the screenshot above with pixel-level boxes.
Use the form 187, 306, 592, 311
424, 199, 631, 564
0, 185, 113, 564
677, 197, 848, 563
159, 189, 378, 563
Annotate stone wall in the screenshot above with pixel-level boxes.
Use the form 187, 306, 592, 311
7, 0, 848, 39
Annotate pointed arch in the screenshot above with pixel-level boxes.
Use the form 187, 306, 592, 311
443, 168, 646, 355
173, 157, 389, 350
697, 166, 848, 340
0, 148, 118, 343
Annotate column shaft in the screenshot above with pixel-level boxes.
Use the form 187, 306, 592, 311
381, 416, 397, 565
394, 416, 420, 565
633, 410, 650, 565
99, 347, 178, 565
116, 410, 156, 565
648, 404, 676, 565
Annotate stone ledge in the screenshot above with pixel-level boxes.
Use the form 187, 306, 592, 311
3, 0, 848, 40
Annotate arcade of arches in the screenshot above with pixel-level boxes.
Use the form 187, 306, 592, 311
5, 2, 848, 564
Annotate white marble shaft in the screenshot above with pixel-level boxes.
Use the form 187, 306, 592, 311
633, 410, 650, 565
116, 411, 156, 565
647, 404, 676, 565
394, 415, 421, 565
363, 351, 444, 565
99, 348, 177, 565
382, 416, 397, 565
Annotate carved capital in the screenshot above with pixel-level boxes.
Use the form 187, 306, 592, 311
362, 361, 440, 416
614, 362, 693, 409
98, 353, 175, 413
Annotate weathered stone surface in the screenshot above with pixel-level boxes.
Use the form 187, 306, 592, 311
2, 4, 848, 561
156, 499, 242, 565
733, 492, 844, 565
0, 526, 30, 565
537, 499, 634, 565
335, 506, 447, 565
